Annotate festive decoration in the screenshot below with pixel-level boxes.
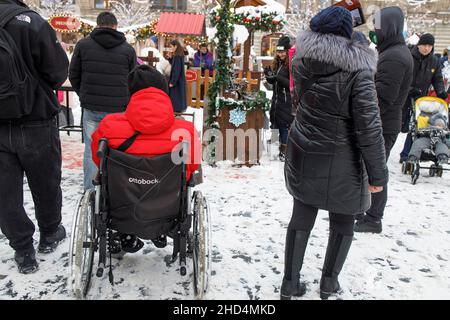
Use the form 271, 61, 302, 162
233, 11, 285, 33
48, 15, 81, 33
206, 0, 234, 163
110, 0, 159, 28
26, 0, 75, 19
229, 108, 247, 127
217, 91, 271, 113
78, 22, 94, 37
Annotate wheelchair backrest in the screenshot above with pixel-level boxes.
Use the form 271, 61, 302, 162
106, 146, 185, 225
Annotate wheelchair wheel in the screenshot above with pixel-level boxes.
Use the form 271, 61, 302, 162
192, 191, 211, 300
69, 189, 96, 299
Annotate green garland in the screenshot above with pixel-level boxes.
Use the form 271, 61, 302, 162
234, 12, 285, 33
206, 0, 234, 126
216, 91, 271, 112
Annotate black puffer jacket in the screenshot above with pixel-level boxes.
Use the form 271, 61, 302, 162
266, 63, 294, 128
410, 46, 446, 98
374, 6, 414, 134
1, 0, 68, 123
285, 31, 389, 215
69, 28, 136, 113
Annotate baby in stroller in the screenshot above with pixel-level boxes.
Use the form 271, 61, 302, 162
90, 65, 201, 254
407, 97, 450, 165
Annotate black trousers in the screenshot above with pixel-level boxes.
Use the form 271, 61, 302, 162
289, 199, 355, 236
0, 118, 62, 252
366, 133, 398, 222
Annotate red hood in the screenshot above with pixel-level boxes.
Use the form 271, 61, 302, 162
125, 87, 175, 134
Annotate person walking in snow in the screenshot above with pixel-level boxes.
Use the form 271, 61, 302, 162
0, 0, 69, 274
264, 36, 294, 162
398, 33, 448, 164
69, 12, 136, 191
282, 6, 388, 300
354, 7, 414, 234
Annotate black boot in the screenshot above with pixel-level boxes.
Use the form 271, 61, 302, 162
280, 229, 309, 300
279, 144, 287, 162
320, 229, 353, 300
38, 224, 66, 253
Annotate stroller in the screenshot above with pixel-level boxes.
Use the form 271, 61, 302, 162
401, 96, 450, 184
68, 138, 211, 299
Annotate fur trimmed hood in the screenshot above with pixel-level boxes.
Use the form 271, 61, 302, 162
295, 31, 378, 73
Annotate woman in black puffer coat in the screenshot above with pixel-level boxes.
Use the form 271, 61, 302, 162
265, 36, 294, 161
280, 7, 389, 300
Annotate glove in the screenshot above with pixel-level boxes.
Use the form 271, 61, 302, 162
437, 91, 448, 100
263, 66, 273, 77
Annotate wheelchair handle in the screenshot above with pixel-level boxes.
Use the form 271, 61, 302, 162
97, 138, 108, 159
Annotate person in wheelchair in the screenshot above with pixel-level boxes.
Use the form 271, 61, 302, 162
90, 65, 201, 254
407, 114, 450, 165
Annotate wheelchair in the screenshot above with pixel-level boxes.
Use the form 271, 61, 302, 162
68, 139, 211, 299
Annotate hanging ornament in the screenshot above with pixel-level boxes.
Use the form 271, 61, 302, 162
229, 108, 247, 127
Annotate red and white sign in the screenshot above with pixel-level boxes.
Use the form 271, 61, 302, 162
49, 16, 81, 33
186, 69, 198, 82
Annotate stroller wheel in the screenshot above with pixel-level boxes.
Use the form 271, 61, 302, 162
401, 162, 408, 174
406, 163, 415, 175
429, 164, 436, 177
436, 165, 443, 177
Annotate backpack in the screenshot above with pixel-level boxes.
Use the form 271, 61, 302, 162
0, 5, 37, 119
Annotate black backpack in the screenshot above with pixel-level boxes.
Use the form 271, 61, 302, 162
0, 5, 37, 119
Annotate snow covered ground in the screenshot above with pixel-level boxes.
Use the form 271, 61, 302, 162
0, 103, 449, 300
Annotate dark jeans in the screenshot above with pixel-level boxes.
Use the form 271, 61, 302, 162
279, 126, 289, 145
289, 199, 355, 236
366, 133, 398, 222
0, 118, 62, 252
400, 133, 413, 160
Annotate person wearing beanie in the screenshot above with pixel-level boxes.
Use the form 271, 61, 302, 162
90, 64, 201, 254
264, 35, 294, 161
69, 11, 137, 191
397, 32, 447, 165
282, 6, 388, 300
354, 7, 413, 234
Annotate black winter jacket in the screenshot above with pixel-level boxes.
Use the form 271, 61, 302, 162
266, 62, 294, 129
374, 6, 413, 134
69, 28, 136, 113
0, 0, 69, 123
285, 31, 388, 215
410, 46, 446, 98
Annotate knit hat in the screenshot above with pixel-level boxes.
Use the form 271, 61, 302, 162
310, 6, 353, 39
417, 33, 435, 46
276, 36, 291, 51
128, 65, 169, 96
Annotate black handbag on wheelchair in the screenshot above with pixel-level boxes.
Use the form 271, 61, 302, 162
106, 142, 184, 240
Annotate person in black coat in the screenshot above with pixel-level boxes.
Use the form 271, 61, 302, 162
355, 7, 414, 234
282, 6, 388, 300
69, 12, 136, 190
398, 33, 448, 162
168, 39, 187, 113
264, 36, 294, 161
0, 0, 69, 274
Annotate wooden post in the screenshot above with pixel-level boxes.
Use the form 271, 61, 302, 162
138, 51, 160, 67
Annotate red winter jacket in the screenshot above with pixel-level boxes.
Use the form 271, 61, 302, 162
91, 87, 201, 180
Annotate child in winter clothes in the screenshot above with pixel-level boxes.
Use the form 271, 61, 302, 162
408, 113, 450, 164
